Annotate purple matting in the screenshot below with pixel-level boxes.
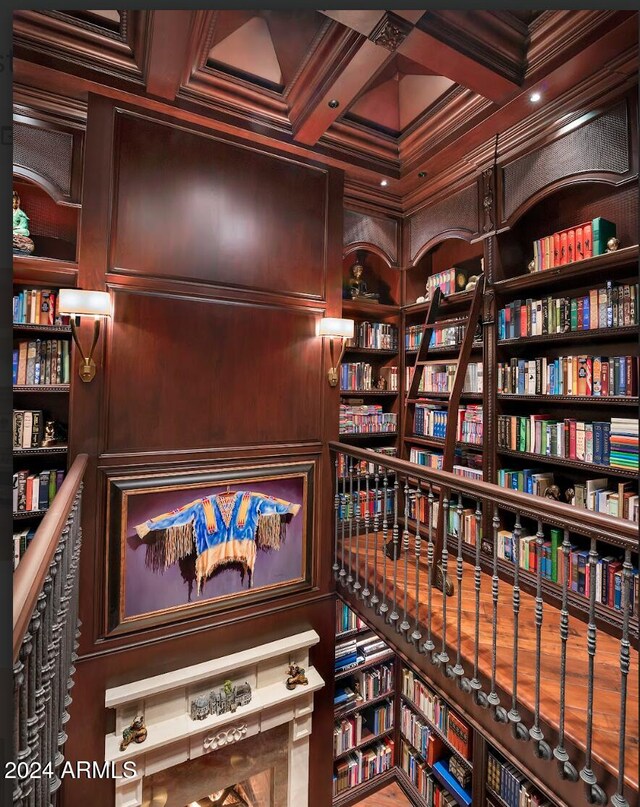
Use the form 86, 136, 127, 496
123, 476, 305, 618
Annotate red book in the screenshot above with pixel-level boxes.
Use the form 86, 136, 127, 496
577, 298, 584, 329
567, 229, 576, 263
505, 305, 511, 334
25, 476, 33, 512
608, 562, 623, 607
569, 419, 577, 458
601, 362, 610, 396
520, 305, 527, 337
583, 223, 593, 258
529, 542, 537, 572
585, 356, 593, 396
575, 227, 584, 261
560, 231, 568, 265
553, 232, 561, 266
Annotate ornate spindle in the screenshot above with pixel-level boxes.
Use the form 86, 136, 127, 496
508, 514, 528, 740
411, 487, 423, 644
468, 499, 483, 699
611, 548, 633, 807
488, 506, 507, 722
333, 455, 340, 577
553, 529, 578, 780
362, 472, 371, 601
453, 493, 464, 683
422, 485, 436, 661
379, 471, 389, 616
353, 465, 362, 594
370, 467, 381, 609
338, 461, 347, 584
388, 477, 400, 627
400, 480, 411, 634
346, 459, 354, 587
579, 537, 608, 804
530, 520, 551, 757
439, 495, 451, 672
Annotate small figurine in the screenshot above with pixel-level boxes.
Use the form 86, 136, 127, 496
606, 237, 620, 252
285, 663, 309, 690
375, 377, 387, 390
527, 259, 536, 273
465, 275, 479, 291
120, 716, 147, 752
544, 484, 561, 501
42, 420, 67, 447
348, 255, 379, 301
13, 190, 35, 255
190, 694, 210, 721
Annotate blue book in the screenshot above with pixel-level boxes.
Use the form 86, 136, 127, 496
619, 356, 627, 396
12, 349, 18, 384
583, 296, 590, 330
602, 423, 611, 466
614, 572, 622, 610
593, 422, 603, 465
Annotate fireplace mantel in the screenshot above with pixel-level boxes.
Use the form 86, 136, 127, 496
104, 629, 324, 807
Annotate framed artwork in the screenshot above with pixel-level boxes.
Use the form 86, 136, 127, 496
105, 460, 314, 633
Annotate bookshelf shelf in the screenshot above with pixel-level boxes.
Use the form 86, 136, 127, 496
486, 787, 510, 807
332, 769, 395, 807
411, 392, 483, 402
335, 651, 395, 681
336, 626, 371, 641
13, 323, 71, 334
343, 346, 397, 356
339, 432, 398, 440
13, 385, 70, 394
406, 435, 483, 453
400, 695, 473, 769
13, 446, 68, 456
13, 255, 79, 287
334, 727, 394, 761
404, 290, 475, 317
496, 324, 637, 347
497, 447, 638, 479
342, 299, 400, 317
335, 690, 395, 722
13, 510, 49, 520
340, 390, 398, 397
497, 394, 638, 406
494, 245, 639, 294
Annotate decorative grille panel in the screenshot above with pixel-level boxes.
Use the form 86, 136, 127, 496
503, 102, 630, 220
13, 122, 73, 198
344, 209, 398, 265
409, 184, 478, 261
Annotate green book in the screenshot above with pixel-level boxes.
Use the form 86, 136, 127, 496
550, 528, 562, 583
591, 217, 617, 257
519, 418, 527, 452
570, 299, 578, 331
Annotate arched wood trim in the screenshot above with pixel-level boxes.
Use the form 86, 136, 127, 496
13, 165, 66, 204
410, 230, 474, 267
343, 241, 396, 268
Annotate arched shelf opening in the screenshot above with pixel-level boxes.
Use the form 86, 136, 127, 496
13, 174, 78, 263
495, 179, 637, 283
342, 248, 401, 307
406, 235, 484, 306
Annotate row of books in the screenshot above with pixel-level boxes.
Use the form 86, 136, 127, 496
408, 361, 483, 395
530, 216, 615, 272
336, 662, 394, 709
13, 527, 36, 569
424, 267, 472, 298
13, 409, 58, 450
496, 415, 639, 470
340, 362, 374, 391
400, 741, 457, 807
406, 323, 467, 351
334, 712, 363, 756
408, 448, 483, 477
337, 447, 397, 478
339, 404, 397, 435
335, 634, 391, 674
401, 668, 471, 759
346, 322, 398, 350
498, 281, 638, 341
497, 355, 637, 397
336, 602, 366, 636
13, 339, 71, 386
401, 702, 443, 763
487, 752, 552, 807
13, 469, 65, 513
497, 528, 639, 613
414, 405, 483, 445
409, 493, 482, 546
332, 739, 393, 797
337, 490, 393, 520
13, 288, 69, 326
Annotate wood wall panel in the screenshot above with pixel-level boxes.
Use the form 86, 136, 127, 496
110, 112, 329, 299
104, 289, 324, 452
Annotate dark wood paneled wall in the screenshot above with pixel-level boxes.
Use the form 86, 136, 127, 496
64, 93, 343, 805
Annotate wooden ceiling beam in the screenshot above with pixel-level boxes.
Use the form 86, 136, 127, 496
145, 11, 198, 101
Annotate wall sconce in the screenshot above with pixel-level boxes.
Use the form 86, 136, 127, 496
58, 289, 111, 382
318, 317, 354, 387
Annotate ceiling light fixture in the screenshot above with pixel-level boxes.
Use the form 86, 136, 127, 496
328, 99, 339, 109
380, 180, 388, 187
529, 91, 542, 103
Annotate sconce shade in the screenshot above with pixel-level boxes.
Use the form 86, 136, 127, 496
318, 317, 354, 339
58, 289, 111, 317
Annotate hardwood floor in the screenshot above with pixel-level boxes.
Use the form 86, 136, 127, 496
354, 782, 413, 806
337, 537, 639, 790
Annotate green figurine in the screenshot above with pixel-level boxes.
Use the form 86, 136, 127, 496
13, 190, 35, 255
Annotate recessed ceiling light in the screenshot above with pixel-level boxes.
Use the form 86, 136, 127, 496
418, 171, 426, 178
530, 92, 542, 103
328, 99, 340, 109
380, 179, 388, 187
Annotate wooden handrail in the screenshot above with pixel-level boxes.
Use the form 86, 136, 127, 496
329, 441, 638, 550
13, 453, 88, 664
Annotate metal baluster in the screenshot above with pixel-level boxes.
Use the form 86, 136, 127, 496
579, 537, 608, 804
369, 467, 381, 610
411, 487, 423, 644
468, 500, 484, 701
611, 548, 633, 807
338, 463, 347, 584
400, 480, 411, 634
50, 538, 65, 797
353, 465, 362, 594
28, 607, 42, 807
452, 493, 464, 684
553, 529, 578, 780
333, 455, 340, 578
362, 472, 371, 602
13, 655, 24, 807
440, 494, 452, 673
422, 486, 436, 662
388, 477, 400, 627
16, 637, 32, 806
489, 506, 507, 722
508, 514, 528, 740
530, 520, 551, 758
346, 460, 354, 587
379, 471, 389, 617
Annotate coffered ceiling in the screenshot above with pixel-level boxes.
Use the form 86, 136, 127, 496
12, 9, 639, 212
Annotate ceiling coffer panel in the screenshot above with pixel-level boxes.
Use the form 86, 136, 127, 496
502, 101, 630, 221
409, 184, 478, 261
344, 209, 398, 265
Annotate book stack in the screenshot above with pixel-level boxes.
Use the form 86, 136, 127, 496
13, 527, 36, 569
369, 700, 393, 735
13, 339, 71, 386
335, 639, 359, 674
448, 504, 482, 547
339, 404, 397, 435
333, 739, 393, 797
340, 362, 373, 391
338, 489, 392, 520
497, 281, 638, 340
401, 739, 435, 802
497, 468, 554, 496
497, 355, 638, 397
334, 714, 362, 756
457, 405, 483, 445
487, 753, 553, 807
13, 410, 47, 449
414, 405, 448, 439
570, 478, 638, 522
13, 469, 65, 513
347, 322, 398, 350
334, 684, 360, 709
610, 418, 639, 470
531, 216, 615, 272
356, 634, 391, 665
400, 703, 443, 762
356, 663, 393, 701
13, 288, 68, 326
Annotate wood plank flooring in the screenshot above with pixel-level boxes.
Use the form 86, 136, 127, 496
354, 782, 412, 806
337, 538, 639, 790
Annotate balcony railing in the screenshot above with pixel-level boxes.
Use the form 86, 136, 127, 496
13, 454, 88, 807
329, 441, 637, 807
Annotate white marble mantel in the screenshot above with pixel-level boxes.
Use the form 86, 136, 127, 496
105, 629, 324, 807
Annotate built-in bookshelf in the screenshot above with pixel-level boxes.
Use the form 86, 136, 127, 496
333, 601, 395, 803
486, 745, 554, 807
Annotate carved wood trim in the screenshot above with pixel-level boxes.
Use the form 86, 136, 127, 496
368, 12, 413, 52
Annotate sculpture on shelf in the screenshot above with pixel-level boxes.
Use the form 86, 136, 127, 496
285, 663, 308, 690
42, 420, 67, 447
348, 254, 379, 302
189, 680, 252, 721
13, 190, 35, 255
544, 484, 561, 501
527, 259, 536, 273
465, 274, 480, 291
606, 237, 620, 252
375, 377, 387, 390
120, 716, 147, 751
